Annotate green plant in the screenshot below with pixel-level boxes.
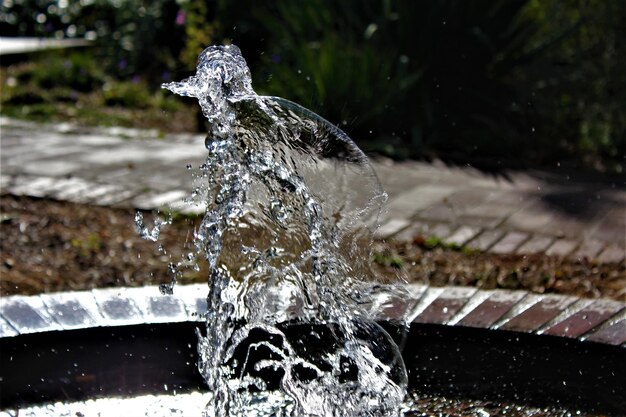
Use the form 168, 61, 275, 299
215, 0, 624, 171
71, 233, 102, 257
373, 251, 404, 268
2, 0, 623, 172
248, 1, 421, 155
103, 81, 152, 108
519, 0, 626, 171
424, 236, 444, 250
1, 0, 186, 82
2, 86, 49, 106
35, 52, 104, 92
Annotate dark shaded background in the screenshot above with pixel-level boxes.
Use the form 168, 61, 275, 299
1, 0, 624, 173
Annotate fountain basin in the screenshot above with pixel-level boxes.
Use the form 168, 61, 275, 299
1, 284, 624, 414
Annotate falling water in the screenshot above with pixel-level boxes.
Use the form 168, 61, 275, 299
140, 45, 408, 416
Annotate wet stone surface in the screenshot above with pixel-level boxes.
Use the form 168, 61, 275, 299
40, 292, 103, 330
0, 316, 18, 338
373, 284, 427, 321
585, 317, 626, 345
414, 287, 477, 324
0, 296, 61, 334
92, 289, 145, 325
543, 299, 625, 338
147, 295, 188, 321
458, 290, 527, 328
501, 294, 578, 332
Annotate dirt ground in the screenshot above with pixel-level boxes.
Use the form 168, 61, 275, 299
0, 195, 624, 300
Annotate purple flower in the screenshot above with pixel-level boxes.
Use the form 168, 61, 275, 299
271, 54, 281, 64
118, 59, 128, 70
132, 75, 141, 84
161, 71, 171, 81
175, 10, 185, 26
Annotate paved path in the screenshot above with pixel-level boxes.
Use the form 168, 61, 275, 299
1, 117, 624, 263
0, 37, 92, 55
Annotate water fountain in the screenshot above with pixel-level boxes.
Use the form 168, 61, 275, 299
1, 45, 624, 416
150, 44, 409, 416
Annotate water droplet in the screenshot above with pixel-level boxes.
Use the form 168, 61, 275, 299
159, 283, 173, 295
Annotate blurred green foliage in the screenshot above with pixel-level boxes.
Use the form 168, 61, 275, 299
1, 0, 185, 81
519, 0, 626, 170
1, 0, 623, 172
234, 0, 624, 171
29, 52, 105, 92
103, 80, 151, 108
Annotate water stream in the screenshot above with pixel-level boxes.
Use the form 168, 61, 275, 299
139, 45, 408, 416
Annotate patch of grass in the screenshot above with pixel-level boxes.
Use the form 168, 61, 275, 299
169, 210, 203, 224
420, 235, 476, 254
70, 233, 102, 258
103, 81, 152, 109
2, 103, 57, 120
2, 85, 49, 105
73, 107, 136, 128
373, 251, 404, 269
152, 208, 204, 225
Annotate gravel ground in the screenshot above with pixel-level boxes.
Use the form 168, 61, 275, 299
0, 195, 206, 296
1, 195, 624, 300
373, 239, 625, 301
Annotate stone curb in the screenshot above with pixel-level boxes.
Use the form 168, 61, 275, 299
377, 218, 625, 264
1, 285, 623, 346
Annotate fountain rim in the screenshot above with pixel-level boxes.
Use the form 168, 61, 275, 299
1, 284, 624, 415
0, 283, 623, 345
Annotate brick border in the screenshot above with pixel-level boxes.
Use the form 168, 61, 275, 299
1, 285, 623, 346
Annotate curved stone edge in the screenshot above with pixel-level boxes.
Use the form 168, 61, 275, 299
0, 285, 208, 337
0, 284, 624, 346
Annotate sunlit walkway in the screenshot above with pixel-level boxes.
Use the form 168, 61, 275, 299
1, 117, 623, 263
0, 37, 92, 55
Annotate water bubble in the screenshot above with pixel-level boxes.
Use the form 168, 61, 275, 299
159, 283, 173, 296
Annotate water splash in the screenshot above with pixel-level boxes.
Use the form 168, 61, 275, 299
156, 45, 407, 416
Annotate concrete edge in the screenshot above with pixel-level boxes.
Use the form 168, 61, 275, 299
0, 284, 624, 346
